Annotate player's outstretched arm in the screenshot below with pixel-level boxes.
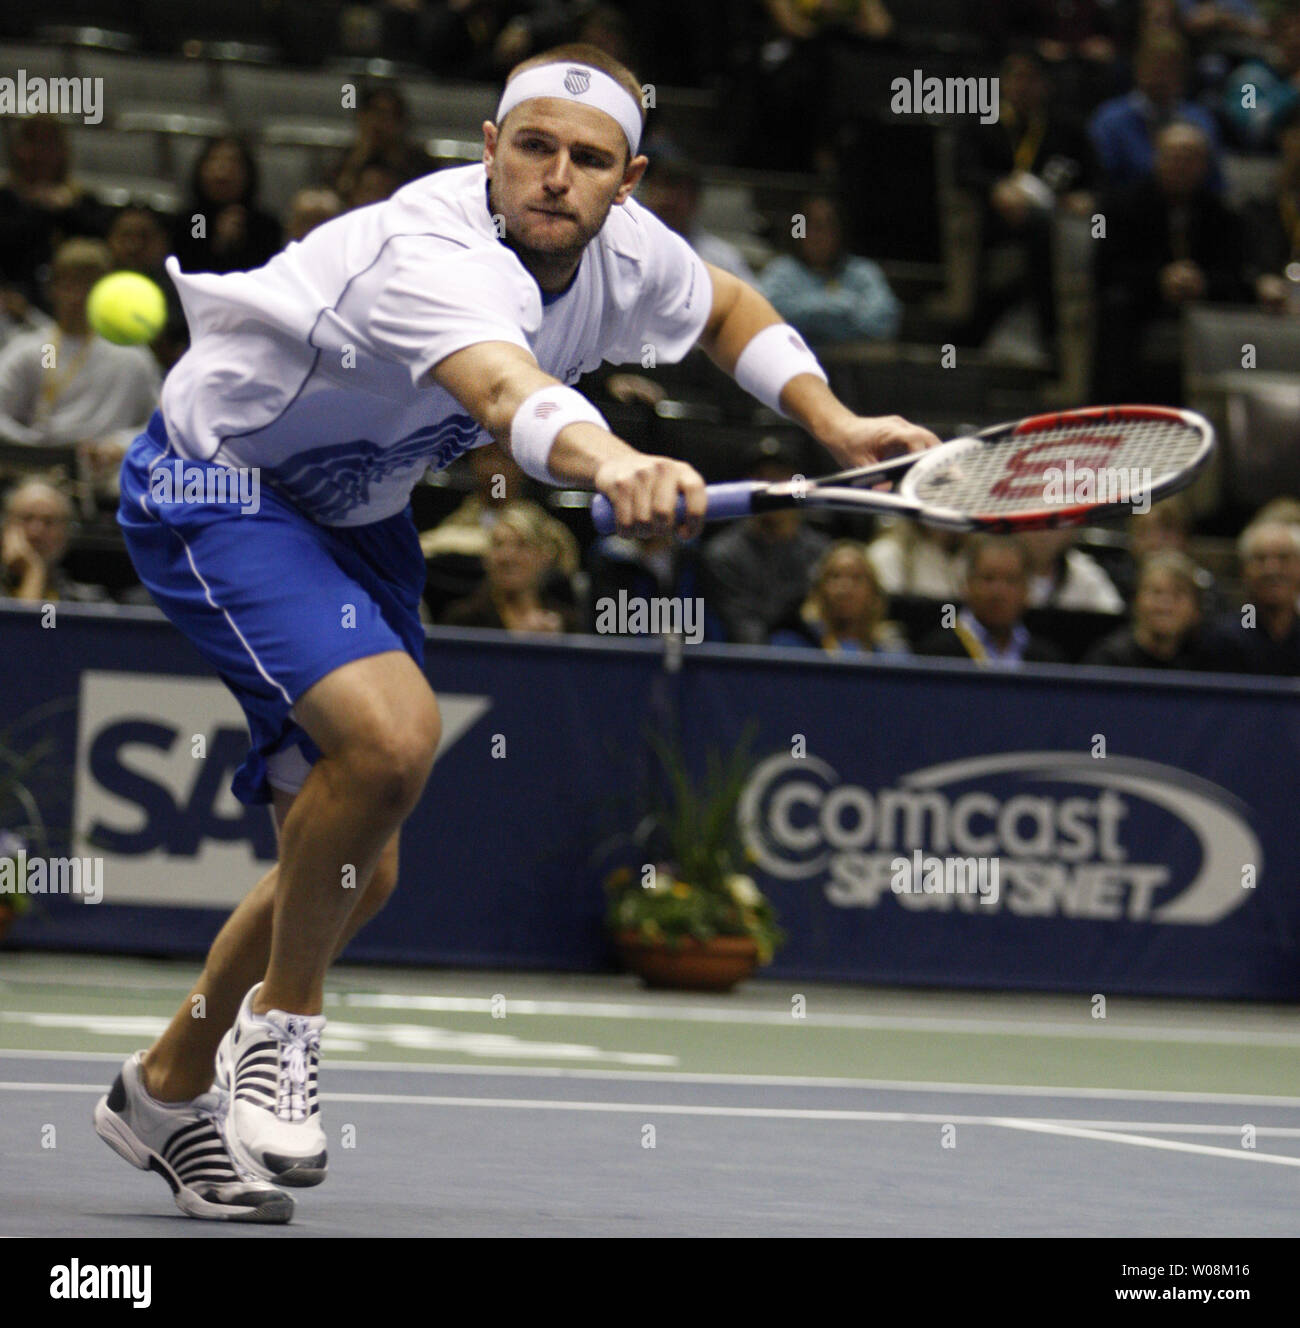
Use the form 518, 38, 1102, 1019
432, 339, 707, 538
696, 263, 941, 468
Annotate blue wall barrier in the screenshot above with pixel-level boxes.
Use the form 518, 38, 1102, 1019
2, 603, 1298, 999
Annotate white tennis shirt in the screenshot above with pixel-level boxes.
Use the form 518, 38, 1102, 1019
160, 163, 712, 526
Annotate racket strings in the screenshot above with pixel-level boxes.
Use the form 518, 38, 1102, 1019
905, 418, 1208, 518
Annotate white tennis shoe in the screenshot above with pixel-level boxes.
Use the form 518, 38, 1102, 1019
216, 983, 328, 1187
93, 1050, 294, 1223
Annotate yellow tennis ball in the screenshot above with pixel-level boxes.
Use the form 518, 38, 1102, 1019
87, 271, 167, 346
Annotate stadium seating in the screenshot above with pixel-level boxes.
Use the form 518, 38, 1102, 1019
76, 49, 214, 113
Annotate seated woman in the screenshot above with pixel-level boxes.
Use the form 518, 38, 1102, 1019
769, 540, 909, 656
1084, 550, 1225, 670
170, 137, 282, 275
438, 501, 577, 635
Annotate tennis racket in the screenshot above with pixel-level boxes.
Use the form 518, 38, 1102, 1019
590, 405, 1215, 536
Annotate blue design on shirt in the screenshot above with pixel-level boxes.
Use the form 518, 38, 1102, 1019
264, 413, 484, 521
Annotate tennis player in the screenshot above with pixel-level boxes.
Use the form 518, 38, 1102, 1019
93, 43, 940, 1221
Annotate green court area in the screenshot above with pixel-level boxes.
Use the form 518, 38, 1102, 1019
3, 952, 1298, 1100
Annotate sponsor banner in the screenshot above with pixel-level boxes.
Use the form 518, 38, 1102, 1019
738, 750, 1259, 925
681, 651, 1299, 996
3, 607, 1299, 996
73, 671, 491, 908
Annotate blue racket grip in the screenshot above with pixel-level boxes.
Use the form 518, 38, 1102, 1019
591, 482, 757, 535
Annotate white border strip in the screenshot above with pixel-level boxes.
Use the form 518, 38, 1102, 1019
10, 1080, 1300, 1168
3, 1048, 1299, 1107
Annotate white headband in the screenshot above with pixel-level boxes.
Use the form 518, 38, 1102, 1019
496, 62, 642, 156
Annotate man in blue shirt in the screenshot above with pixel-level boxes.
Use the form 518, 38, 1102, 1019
1090, 32, 1223, 188
759, 192, 901, 344
916, 536, 1065, 667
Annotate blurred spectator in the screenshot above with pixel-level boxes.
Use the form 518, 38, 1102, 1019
956, 50, 1095, 360
0, 118, 111, 306
1089, 33, 1223, 186
586, 531, 724, 640
106, 206, 187, 368
759, 193, 901, 345
1, 478, 106, 603
420, 442, 584, 617
285, 187, 343, 243
1181, 0, 1266, 41
769, 540, 909, 654
343, 159, 407, 209
0, 241, 159, 493
494, 3, 638, 71
1211, 517, 1300, 673
992, 0, 1121, 67
107, 205, 169, 276
1177, 0, 1267, 101
640, 150, 756, 282
439, 500, 577, 633
421, 442, 529, 560
1244, 119, 1300, 311
332, 84, 436, 203
865, 522, 965, 600
701, 443, 831, 644
916, 535, 1066, 665
1180, 0, 1266, 50
987, 0, 1125, 116
1092, 121, 1245, 404
1108, 493, 1198, 601
572, 3, 637, 64
1254, 495, 1300, 527
339, 3, 386, 59
415, 0, 515, 79
741, 1, 894, 172
1021, 528, 1125, 612
171, 138, 282, 275
1084, 550, 1225, 667
1221, 5, 1300, 150
0, 286, 52, 355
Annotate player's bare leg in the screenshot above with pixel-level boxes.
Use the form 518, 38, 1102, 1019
138, 649, 437, 1107
139, 829, 400, 1105
210, 649, 438, 1184
253, 650, 439, 1015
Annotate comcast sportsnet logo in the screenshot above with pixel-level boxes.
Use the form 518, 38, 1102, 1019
737, 752, 1261, 923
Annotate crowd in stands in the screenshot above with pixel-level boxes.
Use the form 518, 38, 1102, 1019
409, 434, 1300, 678
2, 2, 1300, 680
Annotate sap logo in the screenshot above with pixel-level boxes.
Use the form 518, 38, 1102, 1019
75, 674, 282, 904
74, 672, 491, 909
85, 718, 276, 859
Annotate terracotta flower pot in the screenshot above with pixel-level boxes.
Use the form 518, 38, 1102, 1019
616, 932, 759, 992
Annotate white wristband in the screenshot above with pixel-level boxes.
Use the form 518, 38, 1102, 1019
733, 323, 828, 417
510, 385, 609, 484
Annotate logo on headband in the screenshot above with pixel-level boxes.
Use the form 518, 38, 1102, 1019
564, 68, 591, 96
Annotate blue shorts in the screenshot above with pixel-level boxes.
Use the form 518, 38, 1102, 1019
118, 412, 427, 805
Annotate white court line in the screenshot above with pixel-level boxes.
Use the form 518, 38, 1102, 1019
2, 1047, 1299, 1107
338, 993, 1300, 1046
993, 1117, 1300, 1168
4, 975, 1296, 1045
5, 1081, 1300, 1166
1031, 1120, 1300, 1137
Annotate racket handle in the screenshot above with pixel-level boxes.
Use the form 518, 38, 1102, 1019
591, 482, 757, 535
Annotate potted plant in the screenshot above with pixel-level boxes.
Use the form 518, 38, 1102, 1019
603, 726, 784, 991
